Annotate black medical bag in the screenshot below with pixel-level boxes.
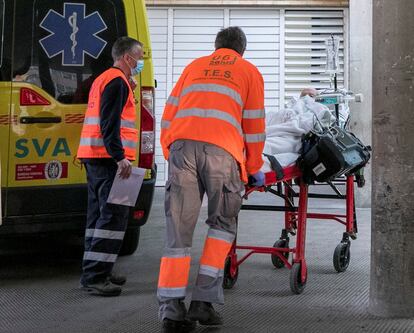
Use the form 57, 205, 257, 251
298, 126, 371, 183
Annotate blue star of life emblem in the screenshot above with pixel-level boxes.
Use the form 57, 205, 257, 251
39, 3, 107, 66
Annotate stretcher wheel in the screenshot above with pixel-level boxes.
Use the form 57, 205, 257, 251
271, 239, 289, 268
333, 242, 351, 273
290, 263, 307, 294
223, 257, 238, 289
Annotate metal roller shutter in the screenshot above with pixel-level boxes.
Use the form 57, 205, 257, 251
283, 9, 347, 105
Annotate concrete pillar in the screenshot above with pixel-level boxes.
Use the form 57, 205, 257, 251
349, 0, 372, 208
369, 0, 414, 318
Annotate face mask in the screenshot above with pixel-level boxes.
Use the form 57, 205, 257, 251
130, 58, 144, 76
300, 95, 315, 104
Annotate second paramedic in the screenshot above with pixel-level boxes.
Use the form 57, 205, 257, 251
158, 26, 266, 331
77, 36, 144, 297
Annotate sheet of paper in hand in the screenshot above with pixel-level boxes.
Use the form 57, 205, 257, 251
107, 167, 146, 207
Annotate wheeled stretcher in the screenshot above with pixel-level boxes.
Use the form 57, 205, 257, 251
222, 165, 358, 294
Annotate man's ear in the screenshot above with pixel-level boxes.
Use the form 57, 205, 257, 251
139, 48, 145, 59
122, 53, 130, 64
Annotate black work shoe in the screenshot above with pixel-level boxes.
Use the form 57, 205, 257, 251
81, 279, 122, 297
186, 301, 223, 326
161, 318, 196, 333
109, 273, 126, 286
180, 319, 196, 332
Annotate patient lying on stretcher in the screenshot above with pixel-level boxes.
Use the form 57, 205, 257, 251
261, 88, 334, 173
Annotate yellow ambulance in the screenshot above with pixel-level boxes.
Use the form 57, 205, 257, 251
0, 0, 156, 255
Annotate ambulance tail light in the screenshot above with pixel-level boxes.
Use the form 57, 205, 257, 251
20, 88, 50, 106
133, 210, 145, 221
139, 87, 155, 169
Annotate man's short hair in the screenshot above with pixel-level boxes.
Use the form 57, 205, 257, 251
215, 26, 247, 55
111, 36, 143, 61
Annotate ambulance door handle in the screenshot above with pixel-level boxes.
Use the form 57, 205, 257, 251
20, 116, 62, 124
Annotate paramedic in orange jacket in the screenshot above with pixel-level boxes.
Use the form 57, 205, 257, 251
77, 37, 144, 297
158, 27, 266, 332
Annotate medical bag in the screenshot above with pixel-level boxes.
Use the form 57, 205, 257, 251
298, 126, 371, 183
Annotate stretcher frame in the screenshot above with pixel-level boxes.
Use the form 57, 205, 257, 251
223, 165, 357, 294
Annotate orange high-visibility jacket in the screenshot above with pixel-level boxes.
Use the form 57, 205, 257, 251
160, 48, 265, 182
77, 68, 138, 160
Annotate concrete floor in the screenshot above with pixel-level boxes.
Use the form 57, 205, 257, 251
0, 186, 413, 333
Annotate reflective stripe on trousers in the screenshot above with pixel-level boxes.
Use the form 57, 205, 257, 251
157, 140, 242, 321
198, 228, 234, 278
158, 247, 191, 299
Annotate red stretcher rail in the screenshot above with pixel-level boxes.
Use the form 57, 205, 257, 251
223, 165, 357, 294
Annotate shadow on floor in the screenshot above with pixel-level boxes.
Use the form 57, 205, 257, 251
0, 234, 83, 280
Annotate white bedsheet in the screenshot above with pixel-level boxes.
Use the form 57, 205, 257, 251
261, 96, 334, 173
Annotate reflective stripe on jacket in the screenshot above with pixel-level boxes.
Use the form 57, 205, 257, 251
160, 48, 265, 182
77, 68, 138, 160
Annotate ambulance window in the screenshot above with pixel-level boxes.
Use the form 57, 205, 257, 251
13, 0, 127, 104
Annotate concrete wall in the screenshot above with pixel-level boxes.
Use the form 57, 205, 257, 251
146, 0, 349, 6
349, 0, 372, 207
370, 0, 414, 318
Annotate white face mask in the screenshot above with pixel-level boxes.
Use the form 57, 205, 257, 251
300, 95, 315, 103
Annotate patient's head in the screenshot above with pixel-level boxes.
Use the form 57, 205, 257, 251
300, 88, 318, 99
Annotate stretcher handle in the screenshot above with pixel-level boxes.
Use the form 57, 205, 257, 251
263, 154, 284, 180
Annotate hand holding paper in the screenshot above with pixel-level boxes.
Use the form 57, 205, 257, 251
117, 158, 132, 179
